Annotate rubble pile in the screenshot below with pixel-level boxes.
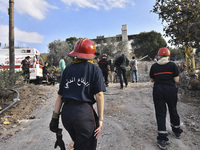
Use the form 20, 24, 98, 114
178, 70, 200, 102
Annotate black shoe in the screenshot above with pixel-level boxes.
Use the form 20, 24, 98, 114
175, 133, 181, 139
157, 140, 167, 150
174, 128, 183, 139
132, 81, 134, 83
174, 131, 183, 139
120, 87, 123, 89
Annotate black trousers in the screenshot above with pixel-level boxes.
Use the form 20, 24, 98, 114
22, 69, 30, 81
153, 84, 181, 141
117, 67, 128, 88
102, 70, 108, 85
61, 101, 98, 150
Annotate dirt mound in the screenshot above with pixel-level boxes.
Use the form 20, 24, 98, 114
0, 84, 50, 135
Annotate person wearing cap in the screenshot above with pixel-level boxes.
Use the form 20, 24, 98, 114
20, 56, 31, 82
49, 38, 106, 150
98, 54, 110, 87
149, 47, 183, 150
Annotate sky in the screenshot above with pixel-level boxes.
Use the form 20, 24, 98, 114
0, 0, 167, 53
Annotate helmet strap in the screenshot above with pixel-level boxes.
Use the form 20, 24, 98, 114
71, 58, 94, 64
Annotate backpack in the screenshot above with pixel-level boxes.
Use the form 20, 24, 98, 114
114, 55, 125, 67
130, 59, 135, 67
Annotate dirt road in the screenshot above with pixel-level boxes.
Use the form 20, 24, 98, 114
1, 82, 200, 150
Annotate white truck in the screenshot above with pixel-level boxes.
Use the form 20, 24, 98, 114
0, 48, 44, 81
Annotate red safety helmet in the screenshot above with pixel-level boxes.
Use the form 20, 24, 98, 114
103, 54, 107, 57
157, 47, 170, 56
68, 38, 96, 60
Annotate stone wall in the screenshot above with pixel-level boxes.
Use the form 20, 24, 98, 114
126, 61, 154, 82
137, 61, 154, 82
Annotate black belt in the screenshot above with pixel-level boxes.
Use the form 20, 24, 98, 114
63, 98, 91, 105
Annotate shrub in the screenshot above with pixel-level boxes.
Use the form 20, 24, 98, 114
0, 70, 24, 88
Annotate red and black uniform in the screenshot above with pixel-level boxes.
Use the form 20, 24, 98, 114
98, 58, 109, 86
150, 62, 182, 141
58, 62, 106, 150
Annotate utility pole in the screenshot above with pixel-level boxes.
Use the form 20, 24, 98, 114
9, 0, 15, 74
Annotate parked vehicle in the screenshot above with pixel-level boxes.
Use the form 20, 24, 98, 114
0, 48, 44, 81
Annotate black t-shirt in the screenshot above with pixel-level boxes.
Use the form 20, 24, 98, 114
58, 62, 106, 104
21, 59, 30, 70
149, 62, 179, 86
43, 66, 48, 74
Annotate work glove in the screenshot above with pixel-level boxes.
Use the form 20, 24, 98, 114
54, 129, 66, 150
49, 111, 60, 133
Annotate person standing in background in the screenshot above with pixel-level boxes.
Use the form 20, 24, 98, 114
43, 62, 49, 82
98, 54, 110, 87
108, 59, 115, 83
113, 50, 128, 89
130, 56, 138, 83
20, 56, 31, 83
59, 56, 66, 77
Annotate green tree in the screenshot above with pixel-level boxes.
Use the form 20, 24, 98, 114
152, 0, 200, 48
170, 47, 185, 60
132, 31, 167, 59
66, 37, 82, 50
96, 38, 129, 59
47, 39, 69, 67
96, 38, 116, 58
117, 41, 129, 57
40, 53, 48, 63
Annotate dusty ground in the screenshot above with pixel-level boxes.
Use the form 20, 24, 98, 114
0, 82, 200, 150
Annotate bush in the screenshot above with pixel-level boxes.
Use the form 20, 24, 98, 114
0, 70, 24, 88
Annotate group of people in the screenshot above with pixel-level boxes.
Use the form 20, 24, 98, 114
20, 58, 55, 85
42, 55, 67, 85
20, 57, 57, 85
97, 50, 138, 89
20, 52, 68, 85
49, 38, 183, 150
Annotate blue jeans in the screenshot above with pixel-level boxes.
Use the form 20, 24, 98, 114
132, 70, 138, 82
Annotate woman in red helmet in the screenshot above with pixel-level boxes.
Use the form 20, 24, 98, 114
150, 47, 183, 150
49, 38, 106, 150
